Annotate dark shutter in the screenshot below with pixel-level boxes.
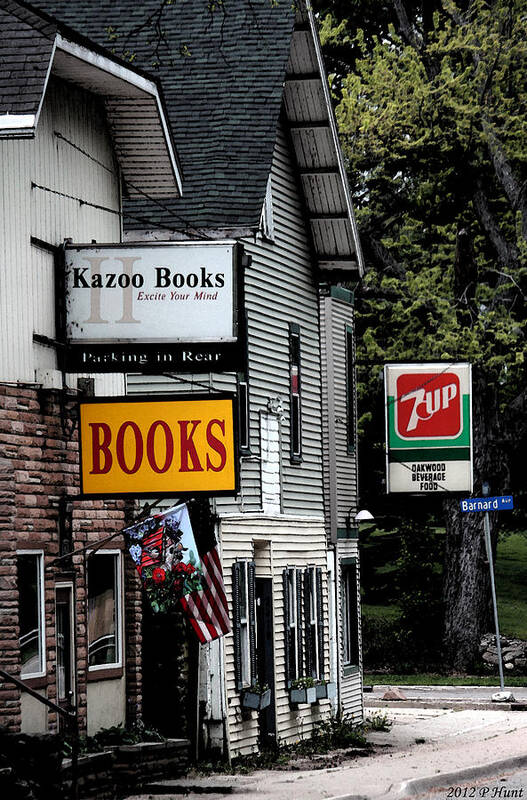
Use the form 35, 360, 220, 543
247, 561, 257, 685
282, 568, 291, 688
303, 568, 313, 677
296, 569, 303, 677
316, 567, 325, 679
232, 562, 243, 691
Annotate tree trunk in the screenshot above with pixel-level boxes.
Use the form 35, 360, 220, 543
442, 372, 502, 671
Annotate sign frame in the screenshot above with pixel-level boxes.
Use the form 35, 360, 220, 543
78, 392, 240, 499
384, 362, 473, 495
61, 241, 246, 374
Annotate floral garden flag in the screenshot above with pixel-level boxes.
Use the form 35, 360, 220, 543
124, 503, 204, 614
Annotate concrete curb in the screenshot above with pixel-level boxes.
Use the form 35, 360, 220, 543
394, 753, 527, 797
364, 699, 527, 712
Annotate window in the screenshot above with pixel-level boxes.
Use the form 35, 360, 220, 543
237, 373, 250, 452
232, 561, 256, 690
87, 551, 122, 670
304, 567, 324, 680
289, 323, 302, 461
345, 325, 356, 452
18, 552, 45, 678
260, 176, 274, 241
341, 561, 359, 670
56, 584, 74, 703
283, 567, 302, 686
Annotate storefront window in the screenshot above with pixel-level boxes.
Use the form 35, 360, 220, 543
18, 552, 45, 678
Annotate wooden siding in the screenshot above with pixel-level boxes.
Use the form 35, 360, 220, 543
127, 121, 324, 518
337, 539, 363, 720
219, 515, 331, 758
320, 295, 359, 537
1, 77, 122, 391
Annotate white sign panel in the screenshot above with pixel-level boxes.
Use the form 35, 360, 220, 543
385, 363, 473, 494
65, 241, 237, 344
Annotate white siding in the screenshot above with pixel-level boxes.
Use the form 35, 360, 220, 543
220, 515, 331, 758
1, 77, 122, 394
127, 121, 324, 517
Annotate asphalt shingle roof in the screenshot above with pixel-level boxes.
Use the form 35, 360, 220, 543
31, 0, 296, 232
0, 0, 55, 116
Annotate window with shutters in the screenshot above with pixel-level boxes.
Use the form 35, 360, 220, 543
341, 560, 360, 671
282, 567, 303, 686
289, 323, 302, 462
304, 567, 325, 680
232, 561, 256, 690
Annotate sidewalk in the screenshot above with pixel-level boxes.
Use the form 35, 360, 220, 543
127, 702, 527, 800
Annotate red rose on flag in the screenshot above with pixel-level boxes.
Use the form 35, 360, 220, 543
152, 567, 166, 584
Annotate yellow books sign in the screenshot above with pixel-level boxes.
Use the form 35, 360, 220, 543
79, 395, 237, 497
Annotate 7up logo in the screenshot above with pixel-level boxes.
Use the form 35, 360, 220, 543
395, 372, 462, 439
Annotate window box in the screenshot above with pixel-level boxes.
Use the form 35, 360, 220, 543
290, 686, 317, 705
315, 681, 337, 701
241, 687, 271, 711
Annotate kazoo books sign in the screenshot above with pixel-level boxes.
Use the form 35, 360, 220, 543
63, 241, 242, 372
79, 394, 238, 497
384, 363, 473, 494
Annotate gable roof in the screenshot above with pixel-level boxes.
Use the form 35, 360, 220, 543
0, 0, 182, 197
32, 0, 296, 234
30, 0, 363, 276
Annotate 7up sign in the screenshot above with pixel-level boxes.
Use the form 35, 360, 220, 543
385, 363, 473, 494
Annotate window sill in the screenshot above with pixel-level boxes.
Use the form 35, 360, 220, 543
22, 675, 48, 690
342, 664, 360, 678
87, 666, 124, 682
290, 455, 303, 465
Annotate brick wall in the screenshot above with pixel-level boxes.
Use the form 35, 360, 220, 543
0, 383, 142, 735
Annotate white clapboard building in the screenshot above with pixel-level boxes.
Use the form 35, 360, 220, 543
29, 0, 366, 758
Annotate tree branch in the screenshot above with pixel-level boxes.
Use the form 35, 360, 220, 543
361, 231, 407, 279
472, 184, 521, 269
482, 119, 527, 240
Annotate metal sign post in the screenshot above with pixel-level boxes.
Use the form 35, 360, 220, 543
483, 507, 505, 692
460, 486, 514, 700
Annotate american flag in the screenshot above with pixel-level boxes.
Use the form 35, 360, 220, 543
180, 545, 231, 644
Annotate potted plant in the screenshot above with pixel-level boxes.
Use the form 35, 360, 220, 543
315, 679, 337, 701
289, 676, 317, 705
241, 683, 271, 711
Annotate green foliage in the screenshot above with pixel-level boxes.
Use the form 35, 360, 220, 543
365, 711, 392, 731
195, 713, 369, 775
291, 676, 316, 689
62, 722, 165, 758
495, 532, 527, 639
319, 1, 527, 515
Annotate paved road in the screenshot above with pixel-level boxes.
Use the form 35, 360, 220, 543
127, 705, 527, 800
412, 767, 527, 800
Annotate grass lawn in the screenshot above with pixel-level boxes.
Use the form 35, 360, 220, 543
361, 529, 527, 638
364, 672, 527, 687
495, 532, 527, 639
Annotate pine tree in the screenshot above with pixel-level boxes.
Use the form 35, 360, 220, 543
318, 0, 527, 669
